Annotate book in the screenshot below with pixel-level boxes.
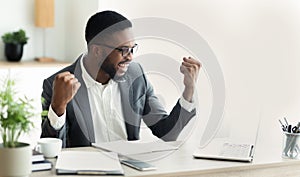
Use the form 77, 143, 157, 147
55, 151, 124, 175
32, 160, 52, 172
32, 150, 52, 172
32, 150, 44, 162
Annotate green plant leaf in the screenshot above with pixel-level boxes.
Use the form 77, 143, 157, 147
0, 79, 35, 148
1, 29, 29, 45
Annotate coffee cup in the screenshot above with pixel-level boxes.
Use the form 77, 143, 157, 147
36, 138, 62, 158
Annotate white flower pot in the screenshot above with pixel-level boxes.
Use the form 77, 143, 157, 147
0, 142, 31, 177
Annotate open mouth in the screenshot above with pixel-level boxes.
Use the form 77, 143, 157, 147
118, 63, 129, 68
118, 61, 130, 69
116, 62, 131, 75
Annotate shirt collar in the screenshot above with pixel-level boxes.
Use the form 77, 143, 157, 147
80, 55, 97, 89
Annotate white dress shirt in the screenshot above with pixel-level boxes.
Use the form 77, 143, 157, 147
48, 55, 195, 143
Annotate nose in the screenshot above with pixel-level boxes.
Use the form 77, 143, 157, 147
124, 52, 133, 61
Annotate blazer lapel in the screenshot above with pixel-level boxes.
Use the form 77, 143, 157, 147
72, 58, 95, 143
119, 75, 134, 124
119, 71, 141, 140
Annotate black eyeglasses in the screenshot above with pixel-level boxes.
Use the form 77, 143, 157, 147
94, 43, 138, 57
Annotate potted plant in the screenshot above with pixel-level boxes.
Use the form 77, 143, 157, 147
1, 29, 29, 62
0, 79, 34, 177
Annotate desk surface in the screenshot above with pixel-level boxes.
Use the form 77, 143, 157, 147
30, 135, 300, 177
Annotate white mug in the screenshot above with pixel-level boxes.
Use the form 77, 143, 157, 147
36, 138, 62, 158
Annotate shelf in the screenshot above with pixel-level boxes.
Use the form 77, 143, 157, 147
0, 60, 70, 68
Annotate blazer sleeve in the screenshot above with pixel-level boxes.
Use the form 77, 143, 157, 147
41, 78, 67, 147
139, 65, 196, 141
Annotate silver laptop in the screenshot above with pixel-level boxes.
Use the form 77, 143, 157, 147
193, 139, 255, 162
193, 108, 262, 162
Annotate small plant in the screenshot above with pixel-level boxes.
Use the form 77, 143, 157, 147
0, 79, 34, 148
1, 29, 29, 45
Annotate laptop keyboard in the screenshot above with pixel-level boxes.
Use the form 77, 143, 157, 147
219, 143, 253, 158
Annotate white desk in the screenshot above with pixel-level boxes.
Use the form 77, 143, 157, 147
30, 134, 300, 177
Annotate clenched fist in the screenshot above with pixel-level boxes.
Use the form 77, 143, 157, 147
51, 72, 81, 116
180, 57, 201, 102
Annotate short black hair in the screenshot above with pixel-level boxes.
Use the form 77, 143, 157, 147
85, 11, 132, 45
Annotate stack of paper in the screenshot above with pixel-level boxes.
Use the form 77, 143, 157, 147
55, 151, 123, 175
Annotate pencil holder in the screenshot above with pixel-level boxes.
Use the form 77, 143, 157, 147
282, 132, 300, 159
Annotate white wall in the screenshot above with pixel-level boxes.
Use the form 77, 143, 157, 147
0, 0, 98, 62
64, 0, 98, 61
0, 0, 64, 61
0, 0, 36, 61
99, 0, 300, 144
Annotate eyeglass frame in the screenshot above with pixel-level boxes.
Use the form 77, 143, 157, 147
92, 43, 138, 57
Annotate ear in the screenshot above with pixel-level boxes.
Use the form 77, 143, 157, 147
90, 45, 103, 58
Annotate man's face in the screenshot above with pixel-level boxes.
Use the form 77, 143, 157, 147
99, 28, 136, 79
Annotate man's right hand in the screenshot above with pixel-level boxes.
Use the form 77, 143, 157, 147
51, 71, 81, 116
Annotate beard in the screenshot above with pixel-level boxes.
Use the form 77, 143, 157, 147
99, 56, 128, 82
100, 57, 116, 79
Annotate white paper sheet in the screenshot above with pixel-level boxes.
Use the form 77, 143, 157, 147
92, 140, 179, 155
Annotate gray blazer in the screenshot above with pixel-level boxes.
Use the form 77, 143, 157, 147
41, 55, 196, 147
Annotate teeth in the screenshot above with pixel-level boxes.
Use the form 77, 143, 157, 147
119, 63, 128, 67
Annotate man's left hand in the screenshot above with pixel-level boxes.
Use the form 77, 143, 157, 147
180, 57, 201, 102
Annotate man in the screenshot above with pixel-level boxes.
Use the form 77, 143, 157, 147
41, 11, 201, 148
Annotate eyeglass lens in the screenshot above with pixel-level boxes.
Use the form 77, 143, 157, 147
122, 45, 138, 56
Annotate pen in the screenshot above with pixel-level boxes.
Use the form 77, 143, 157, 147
284, 117, 289, 126
296, 122, 300, 133
288, 125, 292, 133
279, 119, 286, 131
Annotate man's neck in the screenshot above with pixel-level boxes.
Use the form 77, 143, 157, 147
83, 55, 110, 84
96, 70, 110, 84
